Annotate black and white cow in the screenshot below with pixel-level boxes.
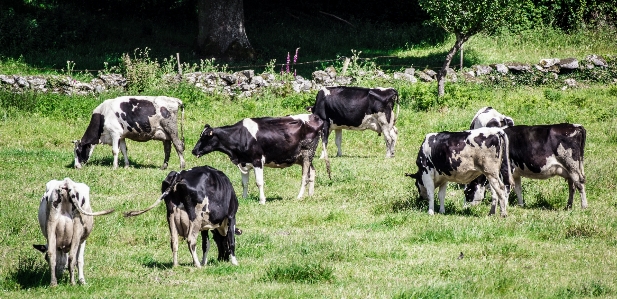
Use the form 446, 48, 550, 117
470, 106, 514, 129
34, 178, 114, 286
405, 127, 512, 217
465, 124, 587, 209
191, 113, 328, 204
73, 96, 185, 170
307, 86, 399, 158
124, 166, 240, 267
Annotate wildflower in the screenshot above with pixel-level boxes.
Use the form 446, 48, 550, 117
286, 52, 290, 73
293, 48, 300, 64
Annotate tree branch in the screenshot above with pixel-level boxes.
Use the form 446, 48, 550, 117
319, 11, 355, 28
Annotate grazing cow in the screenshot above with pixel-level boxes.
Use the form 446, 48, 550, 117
192, 113, 329, 204
405, 127, 512, 216
470, 106, 514, 129
124, 166, 240, 267
307, 86, 399, 158
33, 178, 115, 286
73, 96, 185, 170
465, 124, 587, 209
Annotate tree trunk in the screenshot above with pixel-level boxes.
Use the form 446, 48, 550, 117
197, 0, 255, 61
437, 33, 469, 97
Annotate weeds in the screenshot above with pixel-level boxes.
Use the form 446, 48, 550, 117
264, 263, 333, 284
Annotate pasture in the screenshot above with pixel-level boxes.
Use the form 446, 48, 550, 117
1, 84, 617, 298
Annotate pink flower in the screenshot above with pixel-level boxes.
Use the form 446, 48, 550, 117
293, 48, 300, 64
286, 52, 290, 73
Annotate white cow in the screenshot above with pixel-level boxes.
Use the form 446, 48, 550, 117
33, 178, 114, 286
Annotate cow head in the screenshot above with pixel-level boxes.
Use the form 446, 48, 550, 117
192, 124, 218, 158
464, 176, 488, 205
73, 140, 95, 169
405, 172, 428, 200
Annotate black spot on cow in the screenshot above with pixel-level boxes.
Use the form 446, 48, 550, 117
118, 98, 157, 133
160, 107, 171, 118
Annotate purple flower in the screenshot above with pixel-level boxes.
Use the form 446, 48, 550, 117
293, 48, 300, 64
286, 52, 290, 73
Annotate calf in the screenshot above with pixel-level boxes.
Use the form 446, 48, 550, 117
405, 127, 512, 216
465, 124, 587, 209
470, 106, 514, 129
191, 113, 329, 204
307, 86, 399, 158
33, 178, 114, 286
73, 96, 185, 170
124, 166, 239, 267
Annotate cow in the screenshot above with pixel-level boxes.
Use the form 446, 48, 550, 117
124, 166, 240, 267
469, 106, 514, 129
33, 178, 115, 286
465, 124, 587, 209
191, 113, 329, 204
405, 127, 512, 217
73, 96, 185, 170
307, 86, 399, 159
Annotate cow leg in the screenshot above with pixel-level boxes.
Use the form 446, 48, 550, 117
514, 175, 524, 206
437, 182, 448, 214
227, 218, 238, 265
578, 180, 588, 209
171, 135, 186, 169
187, 223, 201, 268
237, 165, 250, 199
46, 220, 59, 286
68, 224, 83, 285
486, 176, 508, 217
77, 241, 86, 284
254, 167, 266, 204
201, 230, 210, 266
161, 140, 171, 170
334, 129, 343, 157
308, 164, 316, 196
167, 214, 179, 267
119, 138, 130, 168
378, 114, 397, 158
297, 160, 310, 199
424, 179, 436, 215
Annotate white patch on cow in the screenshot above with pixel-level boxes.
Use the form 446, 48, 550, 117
242, 118, 259, 140
374, 87, 391, 91
289, 113, 311, 123
321, 87, 331, 96
470, 107, 513, 129
330, 112, 385, 132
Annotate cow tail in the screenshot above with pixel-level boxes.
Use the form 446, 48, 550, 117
68, 192, 115, 217
180, 102, 185, 145
499, 130, 513, 189
124, 175, 177, 217
394, 90, 400, 125
323, 141, 332, 180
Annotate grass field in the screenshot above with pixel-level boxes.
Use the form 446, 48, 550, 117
1, 82, 617, 298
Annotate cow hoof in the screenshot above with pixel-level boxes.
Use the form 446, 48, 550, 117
259, 199, 266, 205
428, 210, 434, 215
79, 279, 86, 285
160, 163, 168, 170
230, 256, 238, 266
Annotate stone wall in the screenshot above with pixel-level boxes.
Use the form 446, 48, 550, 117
0, 55, 612, 96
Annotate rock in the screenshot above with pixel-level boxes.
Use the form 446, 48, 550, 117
564, 78, 577, 87
241, 69, 254, 79
494, 64, 509, 74
423, 69, 437, 78
325, 66, 337, 78
558, 58, 579, 70
539, 58, 560, 68
585, 55, 607, 67
416, 71, 434, 82
506, 63, 531, 72
473, 65, 493, 76
404, 67, 415, 76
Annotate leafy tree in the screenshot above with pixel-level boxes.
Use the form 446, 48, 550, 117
418, 0, 518, 97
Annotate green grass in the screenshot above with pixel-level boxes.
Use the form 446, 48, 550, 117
1, 82, 617, 298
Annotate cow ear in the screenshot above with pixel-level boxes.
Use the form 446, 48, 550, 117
33, 244, 48, 253
72, 140, 80, 144
305, 106, 313, 112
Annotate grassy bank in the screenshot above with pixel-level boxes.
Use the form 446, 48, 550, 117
1, 82, 616, 297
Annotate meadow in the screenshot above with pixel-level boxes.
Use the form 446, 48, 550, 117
2, 5, 617, 295
1, 78, 617, 298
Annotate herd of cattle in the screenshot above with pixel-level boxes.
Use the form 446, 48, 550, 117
33, 86, 587, 286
